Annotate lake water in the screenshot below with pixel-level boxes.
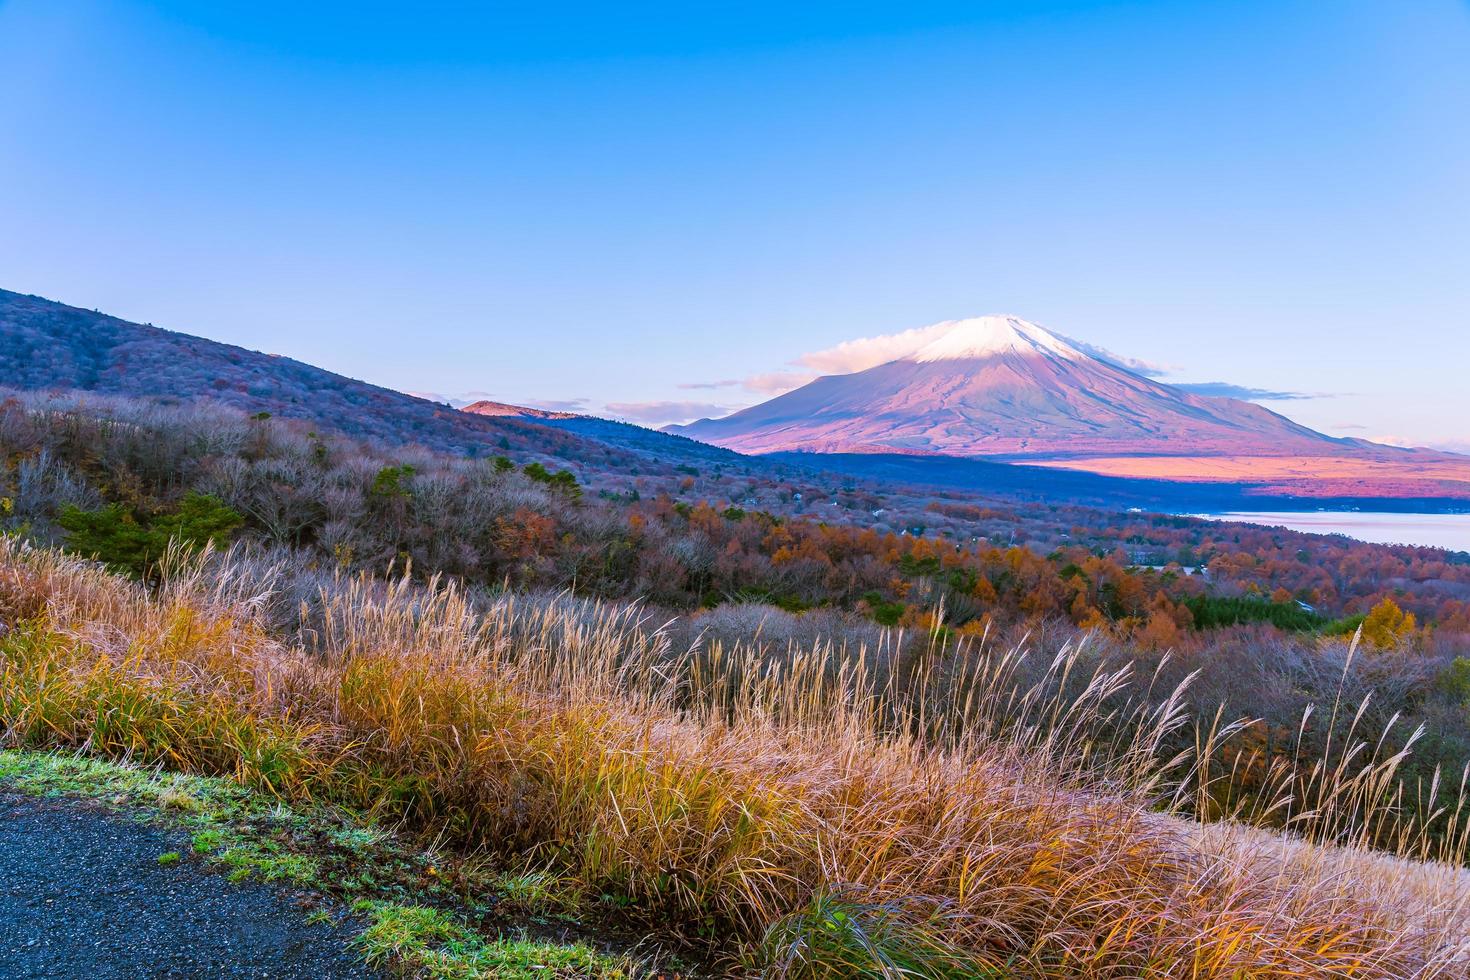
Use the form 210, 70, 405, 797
1199, 511, 1470, 553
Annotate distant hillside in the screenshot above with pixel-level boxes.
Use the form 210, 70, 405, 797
460, 400, 580, 420
772, 451, 1470, 514
0, 288, 749, 480
459, 399, 753, 467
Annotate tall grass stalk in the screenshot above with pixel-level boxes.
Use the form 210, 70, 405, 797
2, 537, 1469, 976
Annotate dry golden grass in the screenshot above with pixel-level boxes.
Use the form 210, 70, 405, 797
2, 537, 1469, 977
1186, 820, 1470, 974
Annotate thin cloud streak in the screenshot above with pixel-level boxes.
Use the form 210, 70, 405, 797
1174, 382, 1322, 401
793, 322, 952, 374
407, 389, 496, 408
1057, 336, 1174, 378
524, 397, 591, 413
677, 371, 814, 397
604, 400, 735, 424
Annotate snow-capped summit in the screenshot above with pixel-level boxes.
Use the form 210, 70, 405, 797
906, 315, 1083, 363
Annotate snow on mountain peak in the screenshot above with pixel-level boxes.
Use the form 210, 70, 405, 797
907, 316, 1082, 363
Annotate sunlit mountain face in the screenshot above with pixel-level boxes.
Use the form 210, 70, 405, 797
671, 316, 1470, 499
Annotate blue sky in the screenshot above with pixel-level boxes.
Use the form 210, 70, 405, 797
2, 1, 1467, 448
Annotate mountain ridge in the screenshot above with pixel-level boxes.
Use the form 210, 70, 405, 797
670, 315, 1353, 458
460, 399, 581, 420
0, 287, 746, 481
668, 315, 1470, 497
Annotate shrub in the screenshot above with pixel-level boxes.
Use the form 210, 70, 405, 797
369, 464, 416, 499
861, 590, 905, 626
57, 492, 242, 577
522, 462, 581, 498
1361, 597, 1417, 649
1184, 594, 1324, 632
1436, 657, 1470, 704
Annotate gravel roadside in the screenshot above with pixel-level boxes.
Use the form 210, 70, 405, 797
0, 792, 378, 979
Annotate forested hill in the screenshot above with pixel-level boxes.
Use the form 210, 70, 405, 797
0, 287, 749, 479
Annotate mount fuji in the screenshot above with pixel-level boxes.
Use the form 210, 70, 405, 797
669, 316, 1470, 499
670, 316, 1344, 457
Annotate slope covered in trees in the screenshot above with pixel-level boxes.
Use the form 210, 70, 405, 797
0, 287, 757, 483
5, 389, 1468, 633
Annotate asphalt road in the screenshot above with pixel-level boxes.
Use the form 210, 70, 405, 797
0, 793, 377, 979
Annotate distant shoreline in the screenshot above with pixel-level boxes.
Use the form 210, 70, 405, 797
1191, 510, 1470, 553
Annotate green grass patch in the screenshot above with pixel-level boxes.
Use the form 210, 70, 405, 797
0, 750, 654, 978
353, 900, 631, 979
0, 751, 325, 887
490, 870, 578, 916
756, 891, 1008, 979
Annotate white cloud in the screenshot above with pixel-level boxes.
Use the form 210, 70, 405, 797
1174, 382, 1318, 401
524, 397, 591, 413
405, 389, 499, 408
1435, 440, 1470, 455
793, 322, 954, 374
1056, 336, 1175, 378
1363, 433, 1460, 452
742, 370, 816, 394
603, 400, 734, 424
676, 371, 815, 397
679, 321, 1002, 395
